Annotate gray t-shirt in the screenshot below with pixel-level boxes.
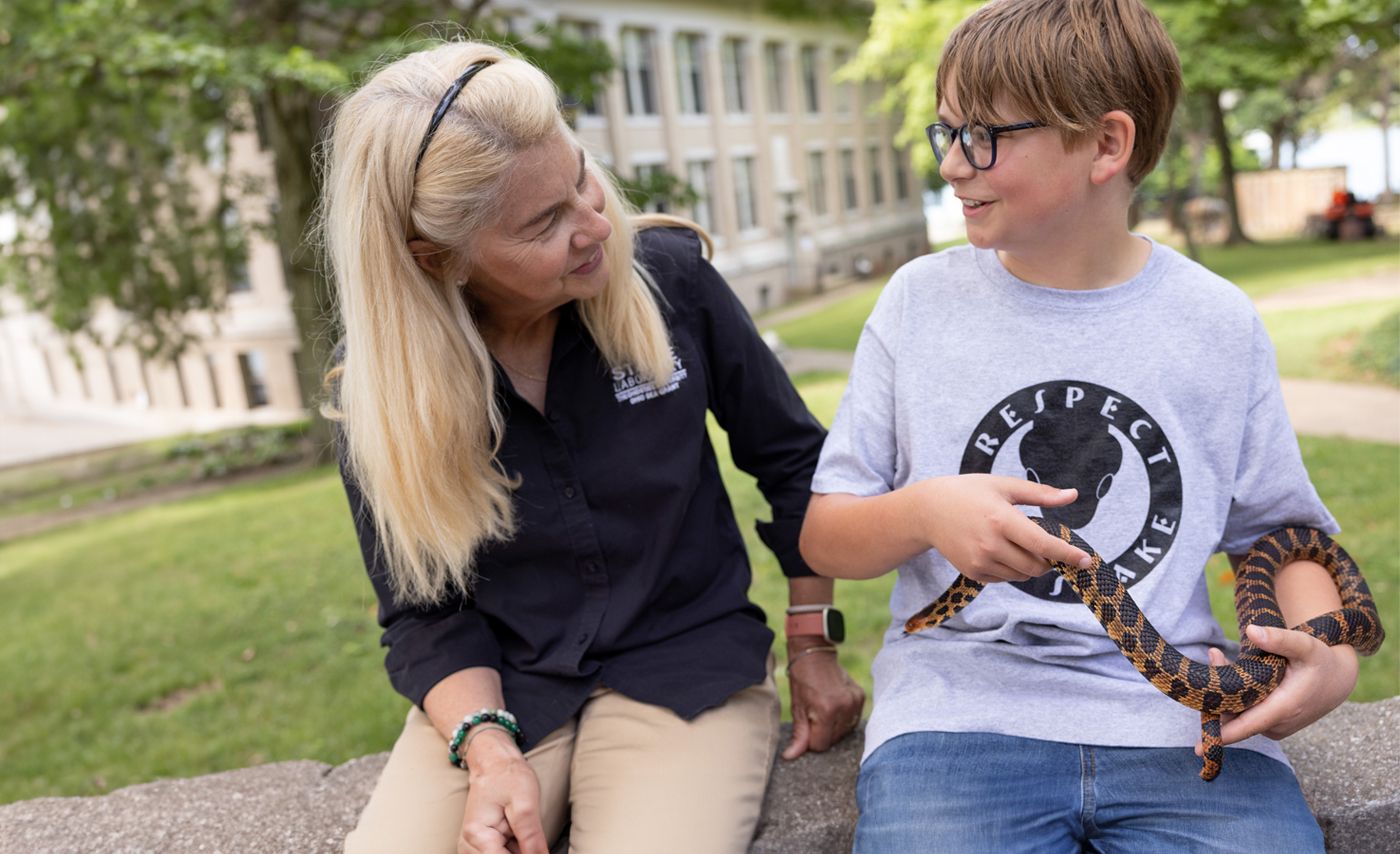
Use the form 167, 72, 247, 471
812, 240, 1337, 765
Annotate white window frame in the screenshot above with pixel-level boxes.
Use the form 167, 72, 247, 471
622, 28, 658, 117
686, 159, 715, 232
806, 149, 828, 217
722, 38, 749, 115
868, 144, 885, 207
732, 155, 760, 233
763, 42, 788, 114
840, 148, 858, 211
674, 33, 707, 116
800, 45, 821, 115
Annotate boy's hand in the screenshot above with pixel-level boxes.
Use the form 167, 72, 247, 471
920, 475, 1092, 583
1194, 626, 1358, 756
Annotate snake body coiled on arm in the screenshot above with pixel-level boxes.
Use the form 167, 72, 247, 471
904, 518, 1386, 780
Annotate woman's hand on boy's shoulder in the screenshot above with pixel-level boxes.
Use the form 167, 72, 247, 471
1196, 628, 1359, 754
916, 474, 1092, 583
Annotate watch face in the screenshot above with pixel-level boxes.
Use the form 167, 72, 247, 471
825, 609, 846, 644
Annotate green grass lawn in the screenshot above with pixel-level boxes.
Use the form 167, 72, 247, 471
1264, 299, 1400, 386
1, 374, 1394, 804
1198, 237, 1399, 301
766, 238, 1400, 354
761, 283, 884, 352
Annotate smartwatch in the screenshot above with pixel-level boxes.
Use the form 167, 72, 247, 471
784, 606, 845, 644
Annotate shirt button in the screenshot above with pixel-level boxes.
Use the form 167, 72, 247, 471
563, 486, 576, 499
584, 561, 599, 576
548, 412, 560, 422
577, 634, 588, 645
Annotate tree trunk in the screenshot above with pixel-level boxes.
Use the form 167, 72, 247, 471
1268, 118, 1286, 171
1380, 91, 1394, 199
1205, 89, 1250, 245
259, 83, 338, 462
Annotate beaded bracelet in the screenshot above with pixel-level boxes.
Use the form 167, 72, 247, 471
448, 708, 524, 768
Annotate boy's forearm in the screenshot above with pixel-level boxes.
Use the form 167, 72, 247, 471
800, 483, 937, 579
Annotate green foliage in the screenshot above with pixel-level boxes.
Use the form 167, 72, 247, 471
613, 167, 701, 213
760, 0, 872, 27
0, 1, 614, 369
1264, 299, 1400, 383
1348, 309, 1400, 385
844, 0, 979, 178
0, 422, 313, 518
166, 422, 312, 478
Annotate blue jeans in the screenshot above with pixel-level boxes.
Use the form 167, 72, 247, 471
854, 731, 1323, 854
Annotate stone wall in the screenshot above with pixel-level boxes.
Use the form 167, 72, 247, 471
1, 698, 1395, 853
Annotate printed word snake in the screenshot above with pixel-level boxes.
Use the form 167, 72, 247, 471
904, 519, 1385, 780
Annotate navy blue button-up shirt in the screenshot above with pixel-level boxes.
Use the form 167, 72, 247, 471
340, 226, 826, 750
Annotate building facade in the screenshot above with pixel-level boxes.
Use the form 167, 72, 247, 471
0, 0, 925, 428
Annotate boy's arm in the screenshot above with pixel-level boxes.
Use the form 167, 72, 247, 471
800, 475, 1092, 582
1206, 557, 1358, 749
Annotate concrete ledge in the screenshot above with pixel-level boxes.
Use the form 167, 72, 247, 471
1, 698, 1395, 853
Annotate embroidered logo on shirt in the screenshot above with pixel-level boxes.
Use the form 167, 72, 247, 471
611, 351, 688, 405
961, 380, 1182, 603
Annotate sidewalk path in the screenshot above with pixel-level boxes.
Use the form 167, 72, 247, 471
1253, 269, 1398, 312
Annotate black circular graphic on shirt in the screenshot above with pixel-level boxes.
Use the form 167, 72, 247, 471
959, 380, 1183, 602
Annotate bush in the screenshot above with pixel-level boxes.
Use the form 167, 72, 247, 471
1350, 310, 1400, 386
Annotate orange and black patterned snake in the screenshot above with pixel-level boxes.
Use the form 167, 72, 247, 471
904, 518, 1385, 780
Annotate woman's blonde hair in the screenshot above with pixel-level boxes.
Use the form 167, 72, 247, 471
318, 40, 679, 605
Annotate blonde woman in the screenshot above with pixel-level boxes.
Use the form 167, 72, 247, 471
321, 41, 864, 854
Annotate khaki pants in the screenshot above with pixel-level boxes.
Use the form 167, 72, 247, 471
345, 671, 780, 854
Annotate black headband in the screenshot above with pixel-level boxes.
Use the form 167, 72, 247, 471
413, 60, 495, 177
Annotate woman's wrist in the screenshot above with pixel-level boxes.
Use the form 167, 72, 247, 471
464, 726, 524, 771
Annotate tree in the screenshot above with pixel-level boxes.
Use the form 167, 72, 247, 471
0, 1, 613, 455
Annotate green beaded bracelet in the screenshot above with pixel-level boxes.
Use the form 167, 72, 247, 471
448, 708, 524, 768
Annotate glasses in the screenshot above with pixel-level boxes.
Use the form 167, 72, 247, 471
925, 120, 1046, 170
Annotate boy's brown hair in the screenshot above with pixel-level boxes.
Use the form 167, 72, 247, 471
936, 0, 1182, 185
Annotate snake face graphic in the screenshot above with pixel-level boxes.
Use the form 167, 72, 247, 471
960, 380, 1183, 601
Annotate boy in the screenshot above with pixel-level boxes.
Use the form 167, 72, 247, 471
799, 0, 1355, 849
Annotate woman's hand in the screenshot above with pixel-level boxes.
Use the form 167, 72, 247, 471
1194, 626, 1358, 757
919, 475, 1091, 583
458, 729, 549, 854
781, 639, 866, 760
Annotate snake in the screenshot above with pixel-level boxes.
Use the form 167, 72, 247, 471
904, 518, 1385, 781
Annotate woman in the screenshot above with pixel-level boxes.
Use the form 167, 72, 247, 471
320, 40, 864, 854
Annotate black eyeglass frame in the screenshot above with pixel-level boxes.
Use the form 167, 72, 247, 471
413, 60, 496, 177
925, 120, 1046, 170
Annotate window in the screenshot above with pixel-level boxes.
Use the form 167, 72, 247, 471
205, 354, 222, 408
675, 33, 707, 115
238, 350, 269, 408
686, 159, 715, 232
559, 20, 604, 117
806, 150, 828, 216
868, 145, 885, 206
634, 162, 668, 214
840, 149, 858, 210
622, 28, 657, 116
722, 38, 748, 114
173, 359, 190, 408
222, 205, 251, 293
763, 42, 787, 113
733, 156, 758, 232
832, 48, 852, 115
893, 145, 911, 201
800, 45, 820, 114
